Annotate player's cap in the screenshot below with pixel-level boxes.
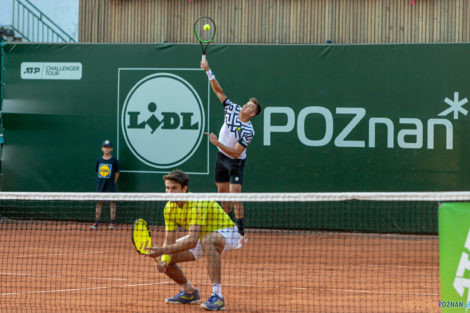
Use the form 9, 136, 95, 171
102, 140, 113, 147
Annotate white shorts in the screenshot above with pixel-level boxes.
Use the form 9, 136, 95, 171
176, 226, 240, 260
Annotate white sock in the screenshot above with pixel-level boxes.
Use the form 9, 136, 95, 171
212, 283, 222, 298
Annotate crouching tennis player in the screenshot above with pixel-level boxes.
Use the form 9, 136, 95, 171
145, 169, 241, 311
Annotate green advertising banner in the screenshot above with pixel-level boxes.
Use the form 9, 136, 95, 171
2, 43, 470, 192
118, 69, 209, 174
439, 203, 470, 312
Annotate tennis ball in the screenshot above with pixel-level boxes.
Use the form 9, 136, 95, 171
203, 24, 210, 31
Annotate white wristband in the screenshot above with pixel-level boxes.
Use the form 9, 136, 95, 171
206, 69, 215, 81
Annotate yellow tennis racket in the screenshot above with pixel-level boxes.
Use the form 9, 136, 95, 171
131, 219, 152, 255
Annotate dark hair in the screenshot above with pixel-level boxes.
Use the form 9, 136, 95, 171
163, 169, 189, 188
250, 97, 261, 116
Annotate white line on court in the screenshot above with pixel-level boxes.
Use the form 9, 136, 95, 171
215, 284, 437, 296
88, 277, 152, 282
222, 283, 258, 288
8, 251, 106, 258
0, 278, 438, 297
2, 282, 438, 297
323, 288, 439, 296
50, 251, 105, 256
49, 251, 106, 256
0, 272, 155, 283
0, 282, 171, 296
365, 264, 439, 269
20, 247, 65, 251
0, 272, 33, 276
0, 271, 439, 298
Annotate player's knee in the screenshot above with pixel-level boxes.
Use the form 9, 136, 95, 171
229, 184, 242, 193
200, 236, 211, 249
217, 186, 229, 193
200, 236, 216, 251
232, 201, 242, 209
201, 234, 225, 253
216, 182, 230, 193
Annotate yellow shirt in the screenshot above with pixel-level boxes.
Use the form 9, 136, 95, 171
164, 201, 235, 238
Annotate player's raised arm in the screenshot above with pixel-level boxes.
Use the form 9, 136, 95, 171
201, 56, 226, 103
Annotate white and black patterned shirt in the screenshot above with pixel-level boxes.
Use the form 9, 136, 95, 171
218, 98, 255, 160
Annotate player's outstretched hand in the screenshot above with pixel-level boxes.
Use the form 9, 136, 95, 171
200, 55, 209, 71
204, 132, 219, 146
154, 258, 167, 273
145, 245, 163, 258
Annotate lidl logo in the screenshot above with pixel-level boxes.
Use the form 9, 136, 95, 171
127, 101, 198, 133
98, 164, 112, 178
120, 73, 205, 169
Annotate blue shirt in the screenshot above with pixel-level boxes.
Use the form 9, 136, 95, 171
96, 156, 119, 184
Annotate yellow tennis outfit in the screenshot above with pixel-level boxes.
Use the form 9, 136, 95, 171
164, 201, 239, 259
164, 201, 235, 237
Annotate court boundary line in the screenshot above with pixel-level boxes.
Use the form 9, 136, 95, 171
0, 282, 171, 296
322, 288, 439, 296
1, 276, 439, 298
0, 272, 155, 283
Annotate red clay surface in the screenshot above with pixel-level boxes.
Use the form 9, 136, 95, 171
0, 221, 440, 313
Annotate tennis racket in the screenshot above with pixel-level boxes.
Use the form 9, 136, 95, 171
131, 218, 152, 255
194, 16, 216, 55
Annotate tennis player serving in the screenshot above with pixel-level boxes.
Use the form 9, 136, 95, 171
145, 169, 241, 311
201, 56, 261, 248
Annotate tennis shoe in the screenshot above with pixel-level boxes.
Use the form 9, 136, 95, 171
201, 294, 225, 311
108, 223, 116, 229
236, 235, 248, 249
90, 223, 98, 230
165, 289, 201, 304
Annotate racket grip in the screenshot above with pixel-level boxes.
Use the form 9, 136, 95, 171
202, 54, 206, 62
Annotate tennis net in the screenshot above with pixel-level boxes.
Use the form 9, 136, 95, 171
0, 191, 454, 313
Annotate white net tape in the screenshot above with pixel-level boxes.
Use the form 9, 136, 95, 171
0, 191, 468, 202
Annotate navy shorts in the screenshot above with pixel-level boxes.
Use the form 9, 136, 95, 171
214, 152, 246, 185
96, 181, 116, 192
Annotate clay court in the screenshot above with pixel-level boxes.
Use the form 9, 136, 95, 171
0, 220, 440, 313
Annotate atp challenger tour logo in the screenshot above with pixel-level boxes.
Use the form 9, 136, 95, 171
121, 73, 204, 168
264, 92, 467, 149
21, 62, 82, 80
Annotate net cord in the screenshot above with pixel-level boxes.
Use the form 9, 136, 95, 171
0, 191, 468, 202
